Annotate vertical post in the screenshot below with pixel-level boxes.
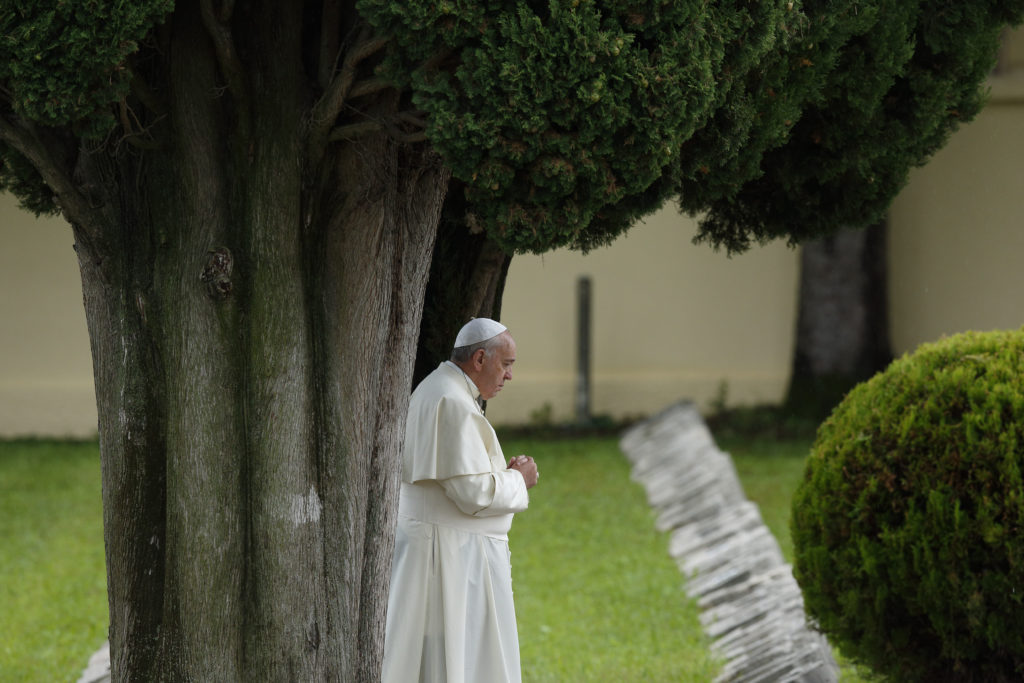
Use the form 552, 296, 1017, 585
576, 276, 592, 425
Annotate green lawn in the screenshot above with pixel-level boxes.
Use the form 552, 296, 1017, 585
718, 433, 879, 683
505, 436, 721, 682
0, 440, 107, 683
2, 432, 874, 682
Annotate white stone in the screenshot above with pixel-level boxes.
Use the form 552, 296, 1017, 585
620, 401, 839, 683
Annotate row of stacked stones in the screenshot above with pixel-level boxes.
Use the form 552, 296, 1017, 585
619, 402, 839, 683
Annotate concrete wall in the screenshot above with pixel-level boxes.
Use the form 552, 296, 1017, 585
486, 211, 799, 427
0, 200, 95, 436
2, 30, 1022, 435
887, 71, 1024, 354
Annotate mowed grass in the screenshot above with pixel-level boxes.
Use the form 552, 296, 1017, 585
718, 433, 879, 683
0, 440, 107, 683
9, 436, 716, 681
504, 436, 721, 682
3, 432, 874, 682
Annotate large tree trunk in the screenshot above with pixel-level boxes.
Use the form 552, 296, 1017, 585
67, 5, 449, 680
784, 221, 892, 419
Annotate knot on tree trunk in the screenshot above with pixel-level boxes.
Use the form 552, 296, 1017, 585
201, 247, 234, 299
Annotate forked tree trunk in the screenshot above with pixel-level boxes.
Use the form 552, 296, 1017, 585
67, 6, 449, 680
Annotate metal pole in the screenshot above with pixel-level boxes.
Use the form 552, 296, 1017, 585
576, 276, 592, 424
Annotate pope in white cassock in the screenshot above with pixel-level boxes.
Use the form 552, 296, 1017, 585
383, 318, 539, 683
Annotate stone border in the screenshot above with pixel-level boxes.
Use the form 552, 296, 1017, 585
77, 640, 109, 683
620, 401, 839, 683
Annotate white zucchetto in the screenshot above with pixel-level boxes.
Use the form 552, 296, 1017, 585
454, 318, 507, 348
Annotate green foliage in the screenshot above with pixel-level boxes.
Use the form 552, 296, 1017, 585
2, 0, 1022, 252
0, 0, 172, 135
0, 145, 59, 216
357, 0, 1023, 255
691, 0, 1024, 251
359, 0, 782, 253
791, 329, 1024, 682
675, 0, 853, 227
0, 0, 172, 214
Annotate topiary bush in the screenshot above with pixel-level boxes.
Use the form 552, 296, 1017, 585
792, 328, 1024, 682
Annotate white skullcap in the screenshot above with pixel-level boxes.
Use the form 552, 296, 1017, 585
454, 317, 507, 348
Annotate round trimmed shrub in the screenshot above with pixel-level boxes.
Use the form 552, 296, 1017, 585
792, 328, 1024, 682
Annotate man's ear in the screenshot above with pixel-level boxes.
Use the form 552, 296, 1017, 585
472, 348, 487, 367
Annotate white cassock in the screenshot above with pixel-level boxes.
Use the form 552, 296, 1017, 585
383, 361, 529, 683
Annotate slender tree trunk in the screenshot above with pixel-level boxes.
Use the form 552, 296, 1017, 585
68, 5, 450, 680
784, 220, 892, 418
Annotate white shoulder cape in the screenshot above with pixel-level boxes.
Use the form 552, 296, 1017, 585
402, 362, 504, 483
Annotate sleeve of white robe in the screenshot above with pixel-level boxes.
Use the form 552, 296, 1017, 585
439, 470, 529, 517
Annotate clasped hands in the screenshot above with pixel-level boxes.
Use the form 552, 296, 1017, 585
507, 454, 539, 489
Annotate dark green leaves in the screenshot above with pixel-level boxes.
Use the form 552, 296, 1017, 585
362, 0, 1021, 255
361, 0, 731, 253
793, 329, 1024, 681
691, 0, 1022, 252
0, 0, 172, 137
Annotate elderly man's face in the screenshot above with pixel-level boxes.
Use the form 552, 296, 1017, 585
473, 333, 516, 400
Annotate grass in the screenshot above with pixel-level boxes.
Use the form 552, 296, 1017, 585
717, 432, 880, 683
505, 436, 721, 682
2, 431, 876, 682
0, 440, 107, 683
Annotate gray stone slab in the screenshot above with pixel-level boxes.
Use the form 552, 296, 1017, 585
77, 640, 110, 683
670, 501, 764, 559
620, 401, 838, 683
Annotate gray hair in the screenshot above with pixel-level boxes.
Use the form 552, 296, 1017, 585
450, 333, 507, 363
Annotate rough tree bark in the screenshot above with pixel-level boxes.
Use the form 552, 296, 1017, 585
784, 221, 892, 419
46, 5, 449, 680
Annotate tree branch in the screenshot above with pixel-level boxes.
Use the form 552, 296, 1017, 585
117, 100, 163, 150
328, 111, 428, 145
0, 114, 107, 240
393, 130, 429, 144
421, 47, 455, 73
328, 120, 381, 142
307, 28, 390, 162
318, 0, 343, 89
348, 78, 392, 100
395, 111, 427, 129
200, 0, 250, 137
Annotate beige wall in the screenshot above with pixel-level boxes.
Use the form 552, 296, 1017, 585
0, 192, 800, 436
888, 69, 1024, 354
487, 212, 799, 426
0, 194, 801, 435
1, 30, 1022, 435
0, 200, 96, 437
